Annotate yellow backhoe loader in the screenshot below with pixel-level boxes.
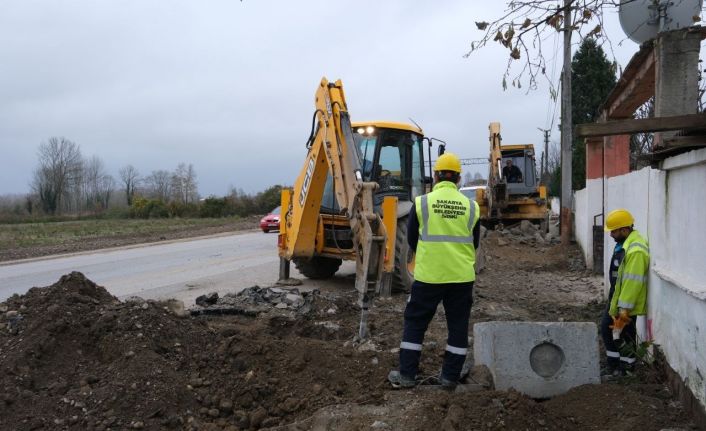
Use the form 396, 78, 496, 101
475, 122, 549, 230
277, 78, 443, 337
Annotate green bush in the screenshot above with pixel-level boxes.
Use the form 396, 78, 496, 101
130, 197, 170, 219
254, 185, 282, 214
200, 197, 236, 218
167, 202, 199, 218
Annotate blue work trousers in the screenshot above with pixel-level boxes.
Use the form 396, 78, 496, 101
399, 280, 473, 382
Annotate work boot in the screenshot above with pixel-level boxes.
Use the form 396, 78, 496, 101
388, 370, 416, 389
620, 362, 635, 376
439, 375, 458, 391
600, 365, 622, 381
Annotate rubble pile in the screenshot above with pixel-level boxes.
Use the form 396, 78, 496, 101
491, 220, 560, 247
192, 287, 317, 316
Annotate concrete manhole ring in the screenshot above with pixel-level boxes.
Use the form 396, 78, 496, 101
529, 341, 565, 378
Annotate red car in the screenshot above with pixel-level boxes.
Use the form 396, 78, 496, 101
260, 206, 281, 233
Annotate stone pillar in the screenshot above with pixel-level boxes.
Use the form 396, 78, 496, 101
654, 28, 702, 145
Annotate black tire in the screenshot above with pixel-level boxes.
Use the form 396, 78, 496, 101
293, 256, 342, 279
392, 216, 414, 292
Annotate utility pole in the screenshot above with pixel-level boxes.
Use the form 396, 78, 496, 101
560, 0, 573, 245
537, 127, 550, 182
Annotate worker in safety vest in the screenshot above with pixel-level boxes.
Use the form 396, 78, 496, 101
600, 208, 650, 377
388, 152, 481, 390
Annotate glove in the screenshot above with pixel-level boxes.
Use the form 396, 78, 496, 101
610, 309, 631, 340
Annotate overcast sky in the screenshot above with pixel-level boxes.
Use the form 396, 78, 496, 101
0, 1, 648, 197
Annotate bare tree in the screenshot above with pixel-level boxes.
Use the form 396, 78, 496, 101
82, 155, 115, 212
145, 170, 172, 202
82, 156, 101, 210
171, 163, 198, 204
31, 137, 82, 215
547, 140, 561, 172
119, 165, 141, 206
68, 158, 84, 214
97, 174, 115, 210
630, 97, 654, 169
467, 1, 638, 91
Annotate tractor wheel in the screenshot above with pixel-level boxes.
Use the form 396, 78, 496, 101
391, 216, 415, 292
293, 256, 342, 279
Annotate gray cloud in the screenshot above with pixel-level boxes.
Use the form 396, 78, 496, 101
0, 1, 640, 196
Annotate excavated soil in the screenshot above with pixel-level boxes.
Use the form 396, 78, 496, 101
0, 229, 698, 430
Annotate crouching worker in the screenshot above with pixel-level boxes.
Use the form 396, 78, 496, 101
388, 152, 481, 390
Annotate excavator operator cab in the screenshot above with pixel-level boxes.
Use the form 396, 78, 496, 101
354, 122, 425, 206
320, 122, 425, 213
500, 146, 539, 196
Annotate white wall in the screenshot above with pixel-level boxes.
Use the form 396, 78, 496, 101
573, 179, 604, 269
550, 197, 560, 216
575, 148, 706, 409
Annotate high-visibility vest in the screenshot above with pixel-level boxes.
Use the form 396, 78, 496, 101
609, 230, 649, 316
414, 181, 480, 283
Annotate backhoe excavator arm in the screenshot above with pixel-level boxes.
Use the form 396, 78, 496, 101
488, 122, 503, 187
487, 122, 508, 218
280, 78, 387, 338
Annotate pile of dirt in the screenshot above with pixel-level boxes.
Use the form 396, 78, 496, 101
0, 272, 393, 430
0, 234, 699, 430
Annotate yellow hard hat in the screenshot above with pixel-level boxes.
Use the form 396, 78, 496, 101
434, 152, 462, 173
605, 209, 634, 232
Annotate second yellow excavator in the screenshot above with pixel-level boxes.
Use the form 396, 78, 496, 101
474, 122, 549, 230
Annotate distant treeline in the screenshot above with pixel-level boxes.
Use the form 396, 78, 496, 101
0, 185, 283, 223
0, 136, 284, 222
128, 186, 283, 219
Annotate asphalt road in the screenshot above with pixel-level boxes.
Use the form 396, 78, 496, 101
0, 231, 354, 305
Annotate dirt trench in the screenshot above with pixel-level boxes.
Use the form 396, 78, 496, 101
0, 230, 698, 430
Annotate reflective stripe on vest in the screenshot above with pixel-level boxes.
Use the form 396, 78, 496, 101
628, 242, 650, 253
622, 273, 647, 283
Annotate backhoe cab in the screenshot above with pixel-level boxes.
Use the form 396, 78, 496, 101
278, 78, 439, 337
314, 121, 427, 291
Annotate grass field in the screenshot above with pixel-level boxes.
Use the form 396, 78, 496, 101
0, 216, 252, 249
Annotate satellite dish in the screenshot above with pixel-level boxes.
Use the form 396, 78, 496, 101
619, 0, 703, 44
